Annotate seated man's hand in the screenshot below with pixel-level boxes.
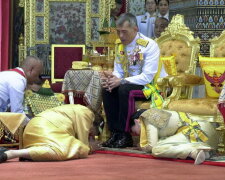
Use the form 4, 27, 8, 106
107, 75, 121, 92
103, 71, 112, 77
99, 72, 108, 88
100, 71, 114, 90
89, 137, 102, 154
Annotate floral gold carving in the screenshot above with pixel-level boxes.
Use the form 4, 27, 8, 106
156, 14, 200, 108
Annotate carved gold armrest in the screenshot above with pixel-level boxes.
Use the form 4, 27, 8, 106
157, 76, 170, 95
159, 74, 203, 109
178, 74, 204, 86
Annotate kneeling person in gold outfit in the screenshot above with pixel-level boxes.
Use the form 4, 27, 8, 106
0, 104, 103, 163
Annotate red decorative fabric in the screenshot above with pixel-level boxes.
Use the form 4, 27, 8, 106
125, 90, 146, 132
64, 93, 85, 105
0, 0, 10, 71
95, 47, 108, 54
120, 0, 128, 14
51, 82, 63, 93
53, 47, 83, 79
9, 68, 26, 78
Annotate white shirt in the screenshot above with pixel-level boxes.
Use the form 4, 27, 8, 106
136, 12, 156, 38
113, 33, 167, 85
158, 11, 169, 21
0, 67, 27, 113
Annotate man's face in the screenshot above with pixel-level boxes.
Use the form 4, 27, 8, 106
116, 21, 138, 45
131, 119, 141, 136
158, 0, 169, 16
145, 0, 157, 14
154, 19, 168, 38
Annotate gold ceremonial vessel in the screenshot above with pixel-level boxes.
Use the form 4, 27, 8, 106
89, 27, 118, 71
100, 27, 118, 44
89, 55, 107, 67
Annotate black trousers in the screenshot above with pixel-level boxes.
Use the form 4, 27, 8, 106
102, 84, 144, 133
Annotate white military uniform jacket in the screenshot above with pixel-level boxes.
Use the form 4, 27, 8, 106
113, 33, 167, 85
136, 12, 156, 38
0, 67, 26, 113
158, 11, 169, 21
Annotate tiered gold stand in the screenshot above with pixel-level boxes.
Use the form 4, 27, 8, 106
90, 27, 118, 71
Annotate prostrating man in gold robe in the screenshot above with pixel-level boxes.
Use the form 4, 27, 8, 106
0, 104, 103, 163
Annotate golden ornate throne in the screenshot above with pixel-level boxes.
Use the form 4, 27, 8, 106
125, 14, 201, 132
157, 14, 201, 105
210, 30, 225, 58
154, 28, 225, 154
161, 28, 225, 115
140, 14, 201, 109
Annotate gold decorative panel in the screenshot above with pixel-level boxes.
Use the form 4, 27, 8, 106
19, 0, 115, 59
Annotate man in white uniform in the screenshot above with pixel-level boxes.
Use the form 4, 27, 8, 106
0, 56, 43, 113
136, 0, 158, 38
100, 13, 167, 148
157, 0, 169, 20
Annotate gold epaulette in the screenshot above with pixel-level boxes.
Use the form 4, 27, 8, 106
136, 39, 149, 47
115, 39, 121, 44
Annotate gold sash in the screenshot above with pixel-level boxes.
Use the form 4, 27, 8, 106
177, 112, 208, 143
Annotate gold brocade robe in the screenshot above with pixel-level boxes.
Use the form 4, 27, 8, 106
22, 104, 94, 161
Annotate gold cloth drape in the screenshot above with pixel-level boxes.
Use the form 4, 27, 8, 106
0, 113, 26, 134
22, 104, 94, 161
0, 113, 26, 145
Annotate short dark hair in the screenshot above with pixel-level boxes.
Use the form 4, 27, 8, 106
158, 0, 169, 5
145, 0, 158, 5
130, 109, 147, 127
116, 13, 138, 27
155, 17, 169, 24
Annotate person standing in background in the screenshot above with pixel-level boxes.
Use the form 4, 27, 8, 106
110, 0, 123, 26
136, 0, 158, 38
154, 17, 169, 38
157, 0, 169, 20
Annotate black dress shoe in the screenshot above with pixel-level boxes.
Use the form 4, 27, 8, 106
0, 152, 7, 163
102, 132, 119, 147
19, 157, 31, 162
112, 133, 133, 148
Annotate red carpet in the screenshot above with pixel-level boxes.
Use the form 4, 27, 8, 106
95, 150, 225, 167
0, 153, 225, 180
